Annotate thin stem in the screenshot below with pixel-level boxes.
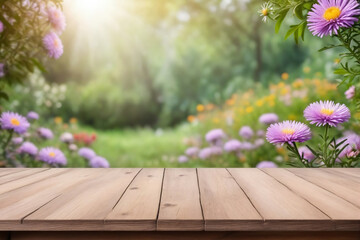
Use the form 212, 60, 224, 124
337, 30, 360, 64
2, 130, 13, 162
323, 125, 329, 167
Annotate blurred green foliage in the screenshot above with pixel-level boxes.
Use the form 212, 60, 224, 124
7, 0, 339, 129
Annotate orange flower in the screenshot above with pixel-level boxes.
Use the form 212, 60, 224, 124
196, 104, 205, 112
226, 98, 235, 106
70, 117, 78, 124
54, 116, 62, 124
281, 72, 289, 80
206, 104, 215, 111
187, 115, 196, 123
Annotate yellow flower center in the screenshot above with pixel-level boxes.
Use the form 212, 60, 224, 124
53, 39, 59, 47
262, 8, 268, 16
282, 128, 295, 135
323, 7, 341, 21
320, 108, 334, 116
48, 152, 56, 157
10, 118, 20, 126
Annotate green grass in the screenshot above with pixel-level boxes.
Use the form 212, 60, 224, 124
80, 125, 192, 167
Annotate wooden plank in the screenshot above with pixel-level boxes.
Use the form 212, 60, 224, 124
262, 168, 360, 228
10, 231, 360, 240
322, 169, 360, 183
197, 168, 262, 231
0, 169, 106, 230
0, 168, 29, 178
228, 168, 334, 231
105, 168, 164, 231
0, 168, 46, 184
23, 168, 140, 230
0, 169, 67, 196
157, 168, 203, 231
288, 169, 360, 208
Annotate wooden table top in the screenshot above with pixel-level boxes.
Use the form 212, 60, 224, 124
0, 168, 359, 232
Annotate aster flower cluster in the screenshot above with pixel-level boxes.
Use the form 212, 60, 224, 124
78, 147, 109, 168
178, 123, 269, 166
0, 110, 110, 168
0, 0, 66, 95
266, 100, 357, 167
264, 0, 360, 106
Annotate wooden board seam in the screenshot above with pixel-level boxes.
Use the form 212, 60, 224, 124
226, 168, 265, 221
195, 168, 205, 225
102, 168, 144, 224
285, 169, 360, 210
155, 168, 166, 230
0, 169, 69, 198
20, 194, 62, 224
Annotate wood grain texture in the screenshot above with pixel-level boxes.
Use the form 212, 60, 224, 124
23, 168, 140, 230
288, 168, 360, 208
0, 168, 358, 232
105, 168, 164, 231
0, 168, 28, 178
228, 168, 328, 221
0, 168, 47, 185
157, 168, 203, 231
197, 168, 262, 231
262, 168, 360, 221
0, 169, 105, 230
11, 231, 360, 240
0, 168, 66, 196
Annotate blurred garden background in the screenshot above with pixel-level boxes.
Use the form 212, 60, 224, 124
1, 0, 359, 167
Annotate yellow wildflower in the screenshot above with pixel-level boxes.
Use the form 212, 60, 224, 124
245, 106, 253, 113
196, 104, 205, 112
281, 72, 289, 80
54, 116, 62, 124
303, 67, 311, 73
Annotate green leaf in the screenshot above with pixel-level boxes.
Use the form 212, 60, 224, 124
294, 4, 304, 20
334, 68, 348, 75
0, 92, 9, 101
275, 9, 289, 33
31, 58, 47, 73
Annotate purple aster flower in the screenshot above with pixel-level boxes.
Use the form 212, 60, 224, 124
239, 126, 254, 140
345, 86, 355, 99
304, 100, 351, 127
185, 147, 199, 157
0, 112, 30, 134
241, 141, 254, 150
0, 63, 4, 78
298, 146, 315, 161
47, 6, 66, 34
12, 137, 23, 145
256, 161, 278, 168
266, 120, 312, 145
224, 139, 242, 152
18, 142, 38, 156
254, 138, 265, 148
257, 130, 265, 137
27, 111, 39, 120
259, 113, 279, 125
198, 147, 213, 160
337, 134, 360, 158
38, 127, 54, 139
78, 147, 96, 160
43, 32, 63, 59
0, 21, 3, 33
178, 155, 189, 163
38, 147, 67, 165
205, 129, 226, 145
210, 146, 223, 155
89, 156, 109, 168
307, 0, 360, 37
